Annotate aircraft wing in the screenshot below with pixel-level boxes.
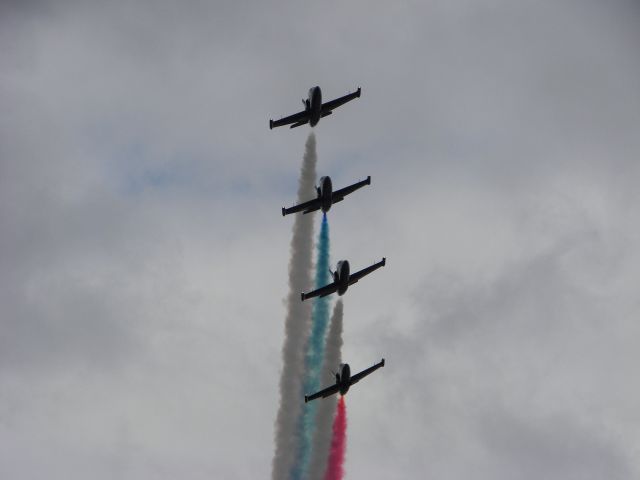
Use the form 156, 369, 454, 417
348, 257, 386, 286
331, 176, 371, 203
349, 359, 385, 386
301, 281, 338, 301
320, 87, 361, 113
282, 197, 322, 216
270, 110, 310, 129
305, 383, 340, 403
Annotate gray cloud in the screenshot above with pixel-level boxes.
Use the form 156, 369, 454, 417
1, 0, 640, 478
348, 227, 639, 478
477, 406, 632, 480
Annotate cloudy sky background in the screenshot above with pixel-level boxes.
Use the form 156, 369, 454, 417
2, 0, 640, 478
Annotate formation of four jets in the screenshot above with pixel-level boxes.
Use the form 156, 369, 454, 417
272, 86, 386, 403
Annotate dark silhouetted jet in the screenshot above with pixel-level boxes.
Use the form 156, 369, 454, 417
305, 359, 385, 403
269, 86, 361, 129
301, 258, 386, 301
282, 175, 371, 216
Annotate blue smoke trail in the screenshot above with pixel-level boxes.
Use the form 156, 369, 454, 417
290, 214, 331, 480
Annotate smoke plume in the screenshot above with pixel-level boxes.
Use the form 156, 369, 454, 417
324, 396, 348, 480
291, 214, 331, 479
308, 300, 344, 480
272, 132, 317, 480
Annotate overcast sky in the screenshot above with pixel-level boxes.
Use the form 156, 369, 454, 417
2, 0, 640, 478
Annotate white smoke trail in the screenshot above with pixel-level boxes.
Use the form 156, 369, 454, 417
272, 132, 317, 480
308, 299, 344, 480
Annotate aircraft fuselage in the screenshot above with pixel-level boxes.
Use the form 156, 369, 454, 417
336, 363, 351, 395
307, 86, 322, 127
318, 176, 333, 212
334, 260, 350, 295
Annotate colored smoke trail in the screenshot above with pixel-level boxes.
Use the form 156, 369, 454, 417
290, 214, 331, 480
308, 300, 343, 480
272, 132, 317, 480
324, 396, 347, 480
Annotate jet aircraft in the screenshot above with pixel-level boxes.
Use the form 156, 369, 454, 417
282, 175, 371, 216
304, 359, 385, 403
269, 86, 361, 129
301, 258, 386, 301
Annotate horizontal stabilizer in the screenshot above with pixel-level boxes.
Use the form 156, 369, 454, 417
290, 120, 308, 128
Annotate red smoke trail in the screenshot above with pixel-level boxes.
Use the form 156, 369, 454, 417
324, 396, 347, 480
